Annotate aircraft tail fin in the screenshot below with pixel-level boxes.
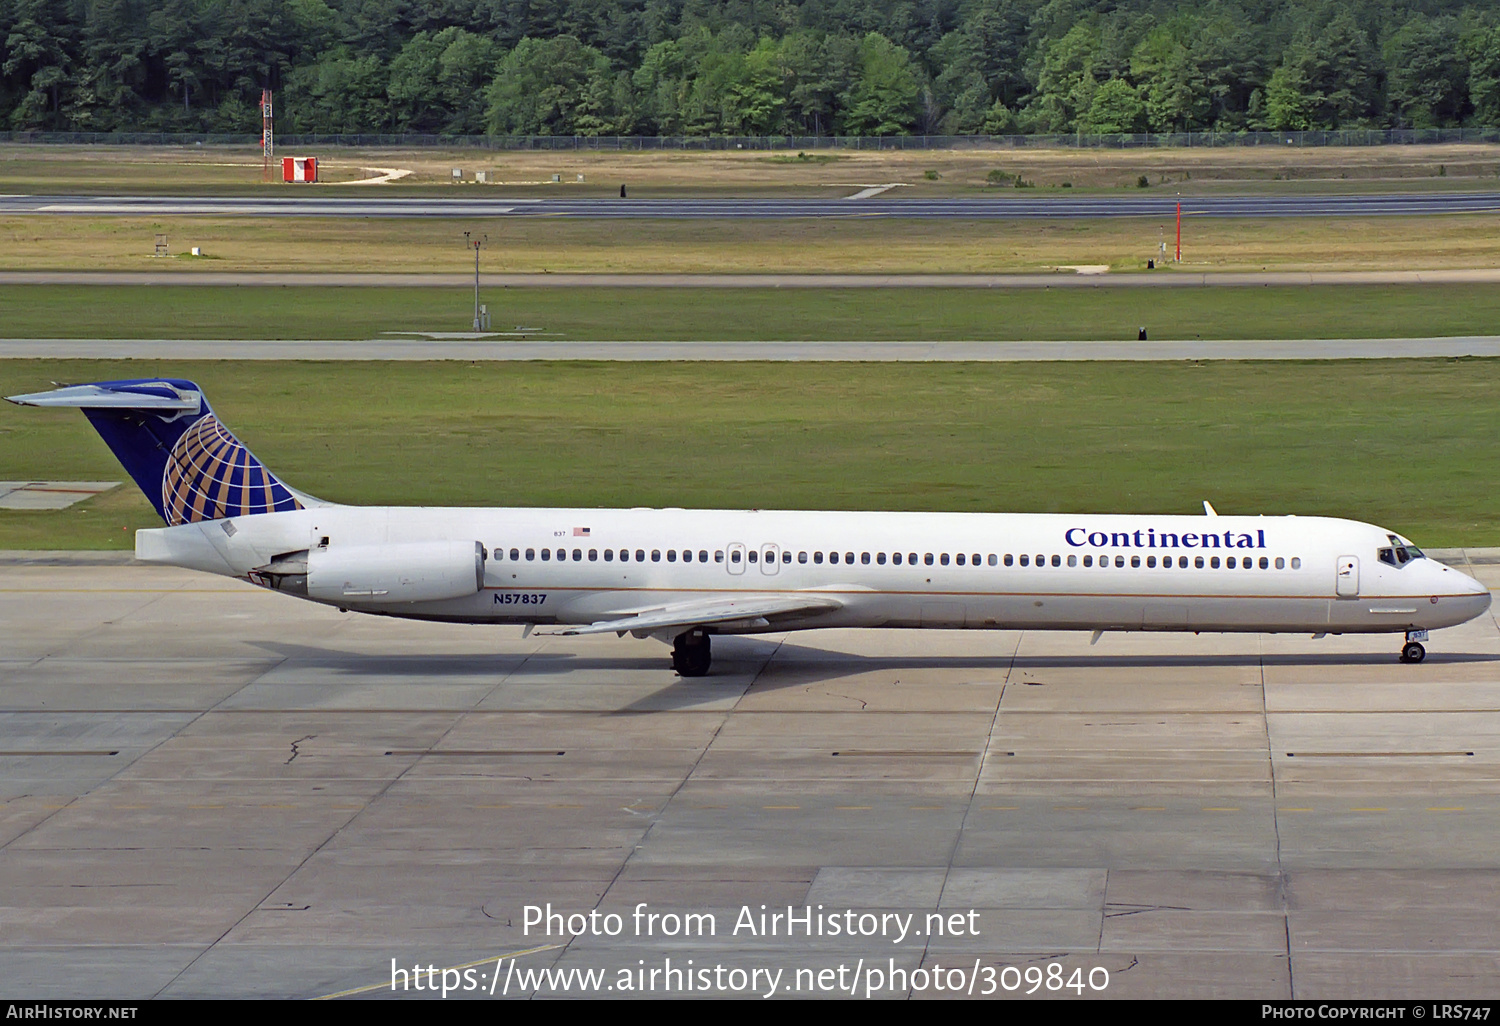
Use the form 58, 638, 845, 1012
6, 378, 311, 525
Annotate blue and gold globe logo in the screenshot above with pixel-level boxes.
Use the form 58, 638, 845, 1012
161, 414, 302, 526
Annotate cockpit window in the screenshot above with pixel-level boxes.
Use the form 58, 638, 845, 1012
1380, 535, 1425, 567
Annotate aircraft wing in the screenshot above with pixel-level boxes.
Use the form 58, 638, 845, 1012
548, 594, 842, 637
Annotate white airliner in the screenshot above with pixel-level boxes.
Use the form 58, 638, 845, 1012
9, 378, 1491, 675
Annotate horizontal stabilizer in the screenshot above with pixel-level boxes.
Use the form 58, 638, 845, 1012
547, 594, 842, 637
7, 382, 200, 410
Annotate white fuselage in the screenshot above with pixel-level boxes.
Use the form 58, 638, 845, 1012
135, 506, 1492, 638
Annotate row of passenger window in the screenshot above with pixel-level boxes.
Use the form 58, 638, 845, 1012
496, 547, 716, 563
492, 546, 1303, 571
1064, 553, 1302, 570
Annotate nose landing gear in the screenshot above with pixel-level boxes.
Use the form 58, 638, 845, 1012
672, 629, 712, 677
1400, 630, 1428, 664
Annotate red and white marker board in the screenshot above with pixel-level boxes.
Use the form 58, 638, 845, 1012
282, 157, 317, 183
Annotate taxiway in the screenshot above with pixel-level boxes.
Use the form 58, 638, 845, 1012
3, 336, 1499, 361
2, 556, 1498, 998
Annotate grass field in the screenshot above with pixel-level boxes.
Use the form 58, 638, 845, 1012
9, 214, 1500, 275
3, 145, 1494, 553
3, 142, 1498, 195
6, 144, 1499, 278
5, 283, 1500, 341
1, 359, 1496, 549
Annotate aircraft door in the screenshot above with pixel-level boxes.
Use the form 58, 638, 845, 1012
727, 543, 745, 575
1336, 556, 1359, 598
761, 543, 780, 575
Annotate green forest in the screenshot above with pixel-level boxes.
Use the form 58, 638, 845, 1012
3, 0, 1500, 137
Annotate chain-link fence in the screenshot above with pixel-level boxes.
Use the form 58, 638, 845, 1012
5, 128, 1500, 149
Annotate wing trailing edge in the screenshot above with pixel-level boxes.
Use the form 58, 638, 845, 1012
545, 595, 842, 637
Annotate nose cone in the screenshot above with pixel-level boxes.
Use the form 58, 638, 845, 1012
1463, 571, 1492, 608
1438, 560, 1491, 595
1436, 563, 1492, 624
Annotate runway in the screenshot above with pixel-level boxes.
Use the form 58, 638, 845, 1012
2, 556, 1500, 998
5, 192, 1500, 219
5, 336, 1500, 361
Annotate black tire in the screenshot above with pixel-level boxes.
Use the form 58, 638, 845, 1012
672, 632, 712, 677
1400, 641, 1426, 664
680, 648, 711, 677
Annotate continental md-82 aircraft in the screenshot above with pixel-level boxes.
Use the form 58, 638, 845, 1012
10, 378, 1491, 676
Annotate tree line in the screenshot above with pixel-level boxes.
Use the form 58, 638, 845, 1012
5, 0, 1500, 136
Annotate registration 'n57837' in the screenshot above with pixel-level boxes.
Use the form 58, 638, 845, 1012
494, 593, 546, 606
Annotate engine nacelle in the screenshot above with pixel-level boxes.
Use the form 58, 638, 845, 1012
305, 540, 486, 604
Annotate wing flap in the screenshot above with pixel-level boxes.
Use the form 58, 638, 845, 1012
547, 595, 842, 637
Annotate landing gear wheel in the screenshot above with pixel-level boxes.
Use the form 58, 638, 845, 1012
1400, 641, 1426, 664
671, 631, 712, 677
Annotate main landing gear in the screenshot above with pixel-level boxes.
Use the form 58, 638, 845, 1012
672, 630, 712, 677
1400, 630, 1428, 664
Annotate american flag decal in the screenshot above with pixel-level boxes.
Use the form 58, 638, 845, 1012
573, 527, 591, 536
